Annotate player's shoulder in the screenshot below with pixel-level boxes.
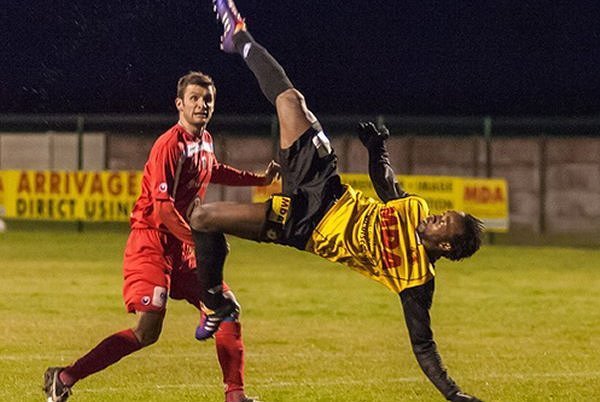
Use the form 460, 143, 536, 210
153, 124, 186, 148
202, 129, 214, 141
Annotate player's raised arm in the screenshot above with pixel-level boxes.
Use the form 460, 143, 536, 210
357, 121, 407, 202
400, 282, 483, 402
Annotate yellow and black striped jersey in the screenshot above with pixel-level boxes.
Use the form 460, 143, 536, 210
305, 185, 434, 293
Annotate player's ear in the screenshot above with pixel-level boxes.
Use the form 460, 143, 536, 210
175, 97, 184, 112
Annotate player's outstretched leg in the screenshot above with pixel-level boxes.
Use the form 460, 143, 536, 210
194, 0, 303, 339
212, 0, 317, 148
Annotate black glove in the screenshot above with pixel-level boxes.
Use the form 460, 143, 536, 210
449, 391, 484, 402
357, 121, 390, 148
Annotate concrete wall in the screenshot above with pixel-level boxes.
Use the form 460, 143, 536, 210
2, 131, 599, 234
0, 132, 106, 170
545, 138, 600, 232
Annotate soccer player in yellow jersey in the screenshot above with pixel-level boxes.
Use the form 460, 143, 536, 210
191, 1, 485, 401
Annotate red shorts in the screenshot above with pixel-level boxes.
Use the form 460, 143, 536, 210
122, 229, 230, 313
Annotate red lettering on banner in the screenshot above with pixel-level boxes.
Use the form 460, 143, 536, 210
35, 172, 45, 193
74, 173, 88, 194
90, 173, 103, 195
17, 172, 31, 193
494, 187, 504, 202
128, 172, 138, 196
107, 173, 122, 196
380, 207, 403, 269
464, 185, 504, 203
50, 172, 61, 194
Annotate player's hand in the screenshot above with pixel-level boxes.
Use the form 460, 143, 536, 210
357, 121, 390, 148
449, 391, 484, 402
182, 243, 197, 269
262, 160, 281, 185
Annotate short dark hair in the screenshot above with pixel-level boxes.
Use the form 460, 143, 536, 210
177, 71, 216, 99
446, 213, 485, 261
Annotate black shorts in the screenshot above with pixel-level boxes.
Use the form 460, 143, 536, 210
277, 127, 345, 250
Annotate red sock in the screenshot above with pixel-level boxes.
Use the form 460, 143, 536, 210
215, 321, 245, 398
59, 329, 142, 386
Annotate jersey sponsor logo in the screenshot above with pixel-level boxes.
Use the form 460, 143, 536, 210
152, 286, 167, 308
380, 207, 403, 269
158, 182, 168, 193
200, 141, 213, 153
186, 143, 200, 156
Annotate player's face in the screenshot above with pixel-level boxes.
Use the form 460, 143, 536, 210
418, 210, 465, 250
176, 84, 215, 130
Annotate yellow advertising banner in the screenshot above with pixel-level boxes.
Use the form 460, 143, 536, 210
252, 174, 509, 232
0, 171, 5, 218
0, 170, 142, 222
0, 170, 508, 231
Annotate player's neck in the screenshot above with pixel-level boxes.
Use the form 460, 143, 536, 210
178, 120, 206, 139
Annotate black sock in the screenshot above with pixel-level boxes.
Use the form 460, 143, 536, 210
233, 30, 294, 105
192, 230, 228, 311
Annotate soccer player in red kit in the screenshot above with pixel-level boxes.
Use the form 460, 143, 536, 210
44, 71, 277, 402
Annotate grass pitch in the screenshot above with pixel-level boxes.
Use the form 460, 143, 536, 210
1, 227, 599, 401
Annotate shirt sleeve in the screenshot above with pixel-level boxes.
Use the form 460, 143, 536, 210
210, 162, 266, 186
156, 200, 193, 245
399, 280, 462, 400
149, 137, 185, 201
366, 141, 408, 202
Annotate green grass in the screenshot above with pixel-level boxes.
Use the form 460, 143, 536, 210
1, 229, 599, 401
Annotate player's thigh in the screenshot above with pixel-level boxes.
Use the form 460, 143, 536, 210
276, 89, 316, 149
192, 201, 267, 239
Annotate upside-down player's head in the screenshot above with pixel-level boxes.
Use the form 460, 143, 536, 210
175, 71, 217, 133
417, 211, 485, 261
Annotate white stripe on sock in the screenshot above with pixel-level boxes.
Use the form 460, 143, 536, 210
243, 43, 252, 59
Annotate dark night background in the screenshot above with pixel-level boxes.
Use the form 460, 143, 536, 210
2, 1, 600, 117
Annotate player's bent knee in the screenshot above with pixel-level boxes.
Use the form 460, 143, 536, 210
275, 88, 304, 109
277, 88, 317, 123
276, 89, 317, 148
134, 311, 164, 346
189, 205, 217, 232
134, 325, 162, 347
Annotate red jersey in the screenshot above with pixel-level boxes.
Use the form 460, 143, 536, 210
130, 123, 264, 232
